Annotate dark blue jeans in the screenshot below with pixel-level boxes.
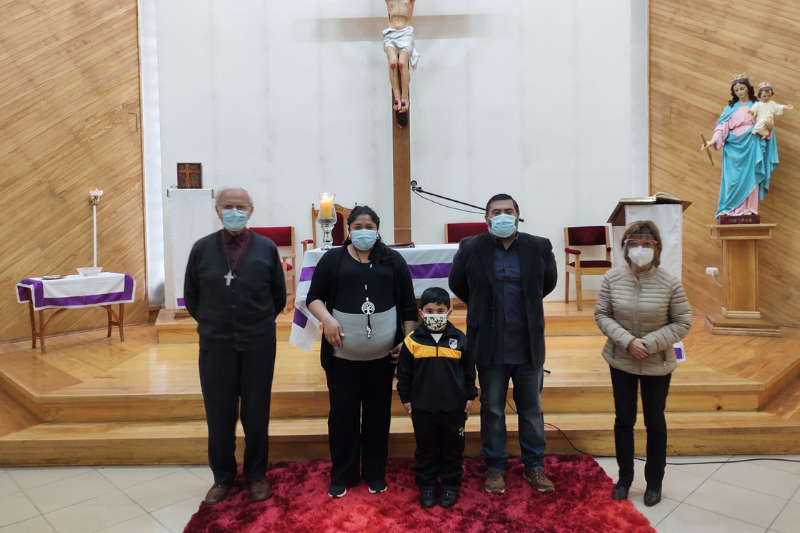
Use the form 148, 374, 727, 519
478, 363, 545, 473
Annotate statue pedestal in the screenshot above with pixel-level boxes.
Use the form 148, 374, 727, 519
704, 224, 781, 337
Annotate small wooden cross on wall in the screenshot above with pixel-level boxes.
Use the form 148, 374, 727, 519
177, 163, 202, 189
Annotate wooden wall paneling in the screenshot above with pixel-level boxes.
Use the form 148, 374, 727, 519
0, 0, 148, 342
649, 0, 800, 325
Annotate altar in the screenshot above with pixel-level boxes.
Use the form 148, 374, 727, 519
290, 244, 459, 350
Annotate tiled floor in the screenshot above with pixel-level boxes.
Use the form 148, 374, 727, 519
594, 454, 800, 532
1, 456, 800, 532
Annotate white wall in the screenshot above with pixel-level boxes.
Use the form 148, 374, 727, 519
150, 0, 648, 302
139, 0, 165, 305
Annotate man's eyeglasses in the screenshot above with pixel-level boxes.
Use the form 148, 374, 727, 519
220, 204, 251, 211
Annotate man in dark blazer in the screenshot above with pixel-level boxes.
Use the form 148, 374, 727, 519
184, 186, 286, 505
449, 193, 557, 496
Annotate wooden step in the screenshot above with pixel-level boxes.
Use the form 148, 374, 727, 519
3, 321, 800, 466
3, 410, 800, 466
0, 339, 764, 423
155, 302, 603, 344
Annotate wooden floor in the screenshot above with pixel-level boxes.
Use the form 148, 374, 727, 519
2, 302, 800, 465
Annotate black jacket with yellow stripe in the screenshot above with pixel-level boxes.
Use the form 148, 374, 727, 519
396, 322, 477, 413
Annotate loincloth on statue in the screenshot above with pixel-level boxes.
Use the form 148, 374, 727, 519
383, 26, 420, 70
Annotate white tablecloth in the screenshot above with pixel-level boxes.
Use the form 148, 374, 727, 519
16, 273, 136, 311
289, 245, 459, 350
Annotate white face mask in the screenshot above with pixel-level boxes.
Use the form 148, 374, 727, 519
627, 247, 655, 267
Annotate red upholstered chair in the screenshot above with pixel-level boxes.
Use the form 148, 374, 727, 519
302, 203, 356, 254
251, 226, 296, 314
564, 225, 612, 311
444, 222, 488, 244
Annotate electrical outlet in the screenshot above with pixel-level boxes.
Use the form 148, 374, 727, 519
706, 267, 719, 276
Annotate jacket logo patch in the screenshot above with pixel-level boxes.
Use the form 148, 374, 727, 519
449, 339, 458, 349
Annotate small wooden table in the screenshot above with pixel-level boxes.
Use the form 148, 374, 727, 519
16, 273, 136, 354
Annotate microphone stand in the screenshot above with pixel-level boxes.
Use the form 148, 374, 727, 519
410, 181, 484, 213
410, 181, 524, 222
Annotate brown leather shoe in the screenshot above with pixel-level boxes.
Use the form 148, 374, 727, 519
204, 483, 232, 505
248, 479, 272, 501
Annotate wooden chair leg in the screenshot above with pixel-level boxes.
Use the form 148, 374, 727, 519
564, 271, 570, 304
575, 273, 583, 311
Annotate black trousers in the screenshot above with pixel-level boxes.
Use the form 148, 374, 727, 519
199, 346, 276, 485
609, 365, 672, 491
325, 355, 395, 486
412, 409, 466, 492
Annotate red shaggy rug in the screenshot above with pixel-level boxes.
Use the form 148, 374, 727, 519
183, 455, 655, 533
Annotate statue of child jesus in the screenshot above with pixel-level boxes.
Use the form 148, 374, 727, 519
749, 82, 793, 139
384, 0, 419, 115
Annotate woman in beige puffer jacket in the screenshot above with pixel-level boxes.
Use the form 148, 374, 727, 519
594, 220, 691, 508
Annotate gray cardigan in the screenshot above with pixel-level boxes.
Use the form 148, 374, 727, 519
594, 265, 692, 376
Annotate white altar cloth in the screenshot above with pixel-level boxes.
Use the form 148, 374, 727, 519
16, 273, 136, 311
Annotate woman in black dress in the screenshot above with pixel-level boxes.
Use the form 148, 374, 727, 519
307, 206, 417, 498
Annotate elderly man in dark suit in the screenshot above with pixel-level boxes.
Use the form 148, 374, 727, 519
184, 185, 286, 505
449, 193, 558, 496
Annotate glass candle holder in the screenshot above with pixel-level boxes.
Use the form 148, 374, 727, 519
318, 193, 337, 250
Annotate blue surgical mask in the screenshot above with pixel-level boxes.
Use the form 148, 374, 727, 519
489, 214, 517, 238
221, 209, 249, 232
351, 229, 378, 251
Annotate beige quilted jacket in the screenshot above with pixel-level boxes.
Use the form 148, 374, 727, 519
594, 266, 692, 376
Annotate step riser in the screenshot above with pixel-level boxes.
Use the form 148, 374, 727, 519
3, 427, 799, 466
38, 389, 759, 422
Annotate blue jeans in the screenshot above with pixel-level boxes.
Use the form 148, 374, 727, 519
478, 363, 545, 472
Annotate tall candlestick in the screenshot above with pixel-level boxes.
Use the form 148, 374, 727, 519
89, 189, 104, 268
93, 204, 97, 267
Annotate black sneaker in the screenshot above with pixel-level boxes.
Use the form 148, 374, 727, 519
368, 479, 387, 494
440, 490, 459, 508
419, 489, 435, 508
328, 484, 347, 498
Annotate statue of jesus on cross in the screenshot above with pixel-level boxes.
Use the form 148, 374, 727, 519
383, 0, 419, 116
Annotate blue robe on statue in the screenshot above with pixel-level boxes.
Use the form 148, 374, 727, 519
714, 102, 779, 217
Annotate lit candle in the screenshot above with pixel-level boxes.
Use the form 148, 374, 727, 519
319, 193, 335, 220
90, 189, 104, 198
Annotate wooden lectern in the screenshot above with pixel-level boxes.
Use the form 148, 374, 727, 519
608, 193, 691, 279
704, 224, 781, 337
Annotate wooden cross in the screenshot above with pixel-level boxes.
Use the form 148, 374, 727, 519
316, 13, 481, 243
177, 163, 203, 189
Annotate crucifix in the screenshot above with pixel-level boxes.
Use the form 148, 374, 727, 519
316, 8, 477, 243
177, 163, 202, 189
224, 271, 235, 286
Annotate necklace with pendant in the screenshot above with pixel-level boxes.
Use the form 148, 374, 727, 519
222, 233, 245, 286
355, 248, 374, 338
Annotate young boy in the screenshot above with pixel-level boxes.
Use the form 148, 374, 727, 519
396, 287, 477, 509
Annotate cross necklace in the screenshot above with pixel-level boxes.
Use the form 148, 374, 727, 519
354, 248, 375, 338
222, 235, 245, 286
